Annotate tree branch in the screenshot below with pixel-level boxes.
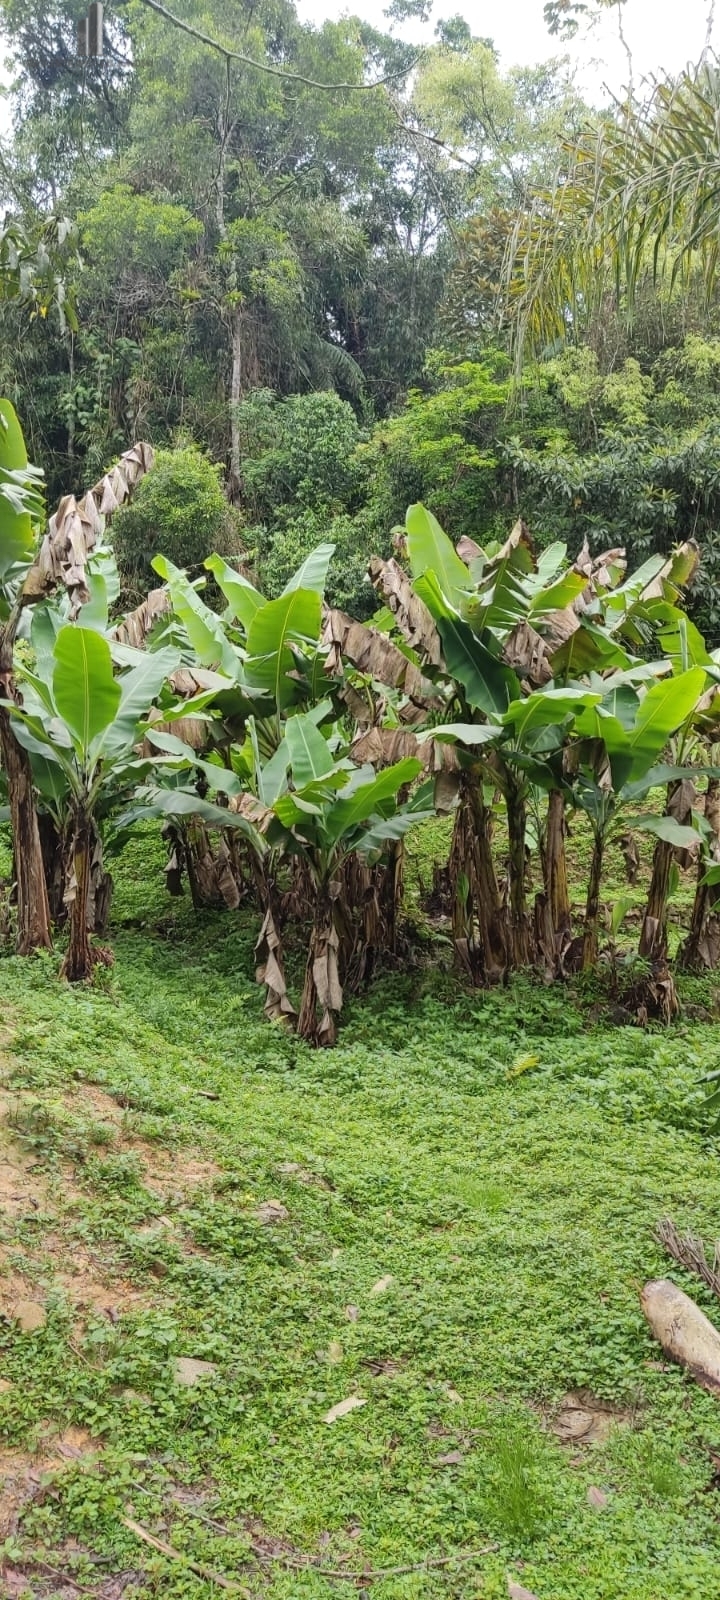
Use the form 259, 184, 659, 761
135, 0, 422, 91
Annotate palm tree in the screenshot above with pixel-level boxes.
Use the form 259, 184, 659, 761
504, 63, 720, 360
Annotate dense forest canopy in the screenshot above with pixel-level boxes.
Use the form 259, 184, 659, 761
4, 0, 720, 636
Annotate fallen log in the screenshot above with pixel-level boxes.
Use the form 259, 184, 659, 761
641, 1278, 720, 1394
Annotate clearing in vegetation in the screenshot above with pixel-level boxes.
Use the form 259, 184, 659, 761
0, 827, 720, 1599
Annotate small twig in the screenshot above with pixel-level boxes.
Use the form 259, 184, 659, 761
655, 1217, 720, 1299
278, 1544, 498, 1582
9, 1562, 93, 1596
128, 1477, 231, 1535
121, 1516, 250, 1595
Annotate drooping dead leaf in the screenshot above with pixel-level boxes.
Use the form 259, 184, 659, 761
456, 534, 483, 563
24, 442, 154, 616
503, 621, 552, 687
322, 607, 428, 703
323, 1395, 367, 1424
112, 586, 170, 648
496, 517, 534, 562
255, 908, 297, 1025
229, 792, 274, 831
350, 724, 458, 779
368, 556, 442, 665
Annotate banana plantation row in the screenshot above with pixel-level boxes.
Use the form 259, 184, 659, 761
1, 399, 718, 1042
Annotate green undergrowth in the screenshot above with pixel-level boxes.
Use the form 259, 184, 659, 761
1, 828, 720, 1597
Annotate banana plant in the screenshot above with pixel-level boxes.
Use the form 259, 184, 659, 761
0, 399, 53, 953
569, 667, 708, 981
242, 708, 428, 1045
11, 622, 180, 979
392, 503, 607, 973
0, 403, 155, 955
148, 544, 345, 913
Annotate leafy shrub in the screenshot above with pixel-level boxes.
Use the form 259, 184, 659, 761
257, 507, 386, 619
235, 389, 364, 521
112, 447, 241, 603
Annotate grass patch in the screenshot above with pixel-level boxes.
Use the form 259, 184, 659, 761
0, 826, 719, 1596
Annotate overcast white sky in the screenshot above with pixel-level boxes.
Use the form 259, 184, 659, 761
0, 0, 717, 131
297, 0, 718, 102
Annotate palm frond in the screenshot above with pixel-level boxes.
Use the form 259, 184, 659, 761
504, 64, 720, 363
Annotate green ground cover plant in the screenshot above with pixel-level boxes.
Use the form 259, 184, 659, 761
0, 826, 720, 1598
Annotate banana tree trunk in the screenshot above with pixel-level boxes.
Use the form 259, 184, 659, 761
536, 788, 572, 976
38, 812, 67, 925
449, 772, 507, 983
505, 773, 532, 969
679, 776, 720, 970
61, 803, 94, 981
467, 774, 507, 981
546, 788, 571, 942
0, 707, 52, 955
639, 779, 695, 960
583, 827, 605, 971
297, 885, 343, 1047
47, 813, 113, 935
253, 857, 296, 1026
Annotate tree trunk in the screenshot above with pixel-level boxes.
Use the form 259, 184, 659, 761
583, 829, 605, 970
448, 772, 506, 984
0, 709, 52, 955
379, 840, 404, 958
228, 305, 242, 502
639, 779, 696, 960
505, 775, 532, 969
297, 887, 343, 1047
537, 788, 572, 976
546, 789, 571, 943
61, 804, 94, 981
679, 775, 720, 970
38, 811, 67, 926
86, 824, 114, 936
466, 774, 507, 981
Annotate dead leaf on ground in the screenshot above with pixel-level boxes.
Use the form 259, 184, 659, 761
361, 1356, 402, 1377
12, 1299, 46, 1333
587, 1485, 609, 1509
345, 1305, 359, 1322
276, 1163, 331, 1189
551, 1391, 629, 1446
444, 1386, 463, 1404
327, 1341, 344, 1365
369, 1274, 394, 1295
323, 1396, 367, 1425
173, 1357, 218, 1388
255, 1200, 289, 1224
435, 1450, 464, 1467
508, 1581, 541, 1600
